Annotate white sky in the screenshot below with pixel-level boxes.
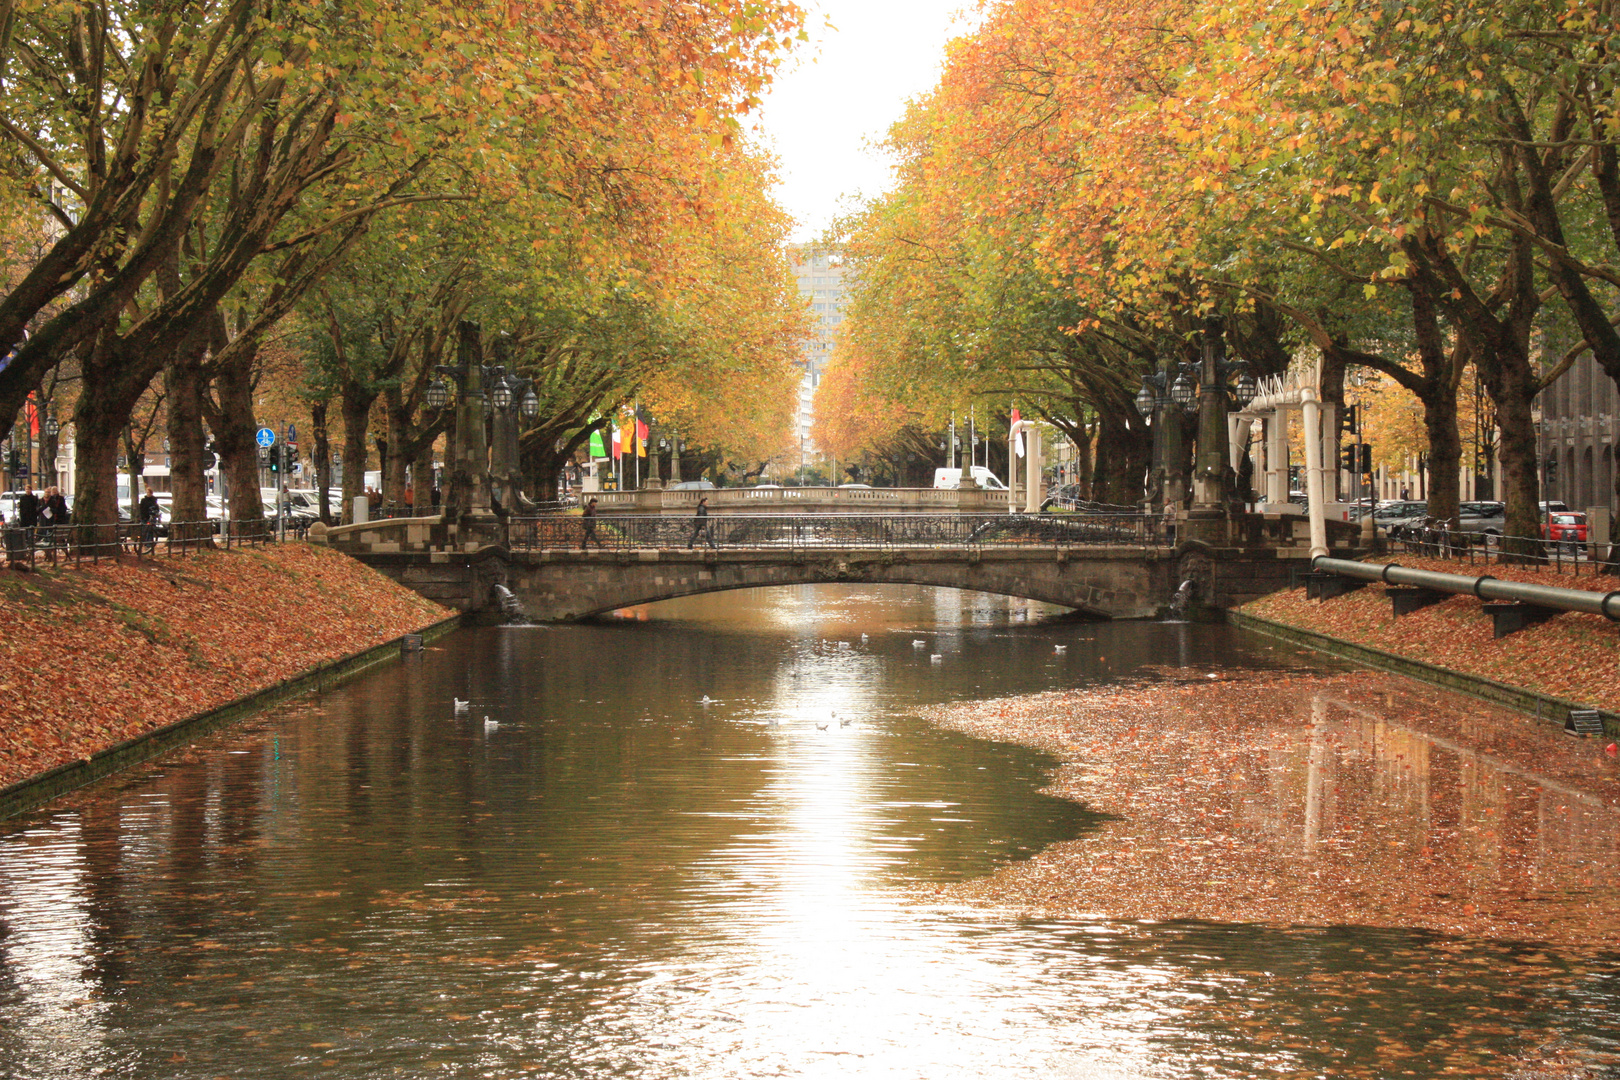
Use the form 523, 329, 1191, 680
755, 2, 975, 243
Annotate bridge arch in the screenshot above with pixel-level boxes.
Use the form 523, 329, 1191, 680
502, 548, 1182, 621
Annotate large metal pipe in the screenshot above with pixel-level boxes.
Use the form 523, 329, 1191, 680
1313, 556, 1620, 621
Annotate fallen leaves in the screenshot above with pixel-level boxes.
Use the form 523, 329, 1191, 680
923, 668, 1620, 947
1243, 556, 1620, 711
0, 545, 451, 790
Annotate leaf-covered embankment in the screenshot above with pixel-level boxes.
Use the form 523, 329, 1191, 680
925, 669, 1620, 947
1242, 556, 1620, 711
0, 545, 451, 789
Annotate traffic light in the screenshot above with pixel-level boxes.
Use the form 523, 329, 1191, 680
1339, 403, 1359, 436
1341, 443, 1373, 473
268, 446, 280, 474
1341, 445, 1357, 471
1358, 443, 1373, 472
5, 448, 18, 474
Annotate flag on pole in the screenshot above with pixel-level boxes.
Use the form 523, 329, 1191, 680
611, 425, 622, 459
25, 393, 38, 436
635, 419, 648, 457
588, 428, 606, 458
1010, 406, 1024, 458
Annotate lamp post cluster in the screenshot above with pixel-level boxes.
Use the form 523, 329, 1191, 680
5, 412, 62, 489
1135, 328, 1258, 525
425, 322, 540, 520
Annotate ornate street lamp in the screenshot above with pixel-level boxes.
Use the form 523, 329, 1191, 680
1170, 369, 1198, 411
44, 416, 59, 438
426, 378, 450, 410
1234, 367, 1258, 407
491, 372, 514, 411
521, 387, 539, 419
1135, 378, 1157, 419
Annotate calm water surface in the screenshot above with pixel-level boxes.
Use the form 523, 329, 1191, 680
1, 585, 1617, 1078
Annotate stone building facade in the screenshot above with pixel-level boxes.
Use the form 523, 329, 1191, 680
1537, 353, 1618, 513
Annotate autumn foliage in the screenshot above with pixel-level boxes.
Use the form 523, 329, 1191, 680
830, 0, 1620, 529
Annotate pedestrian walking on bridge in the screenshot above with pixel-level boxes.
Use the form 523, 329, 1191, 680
580, 497, 601, 550
688, 495, 716, 549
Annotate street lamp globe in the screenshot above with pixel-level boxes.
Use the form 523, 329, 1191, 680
521, 388, 539, 419
1234, 370, 1258, 407
491, 378, 514, 411
1170, 370, 1197, 409
44, 416, 59, 437
426, 379, 449, 410
1135, 380, 1156, 418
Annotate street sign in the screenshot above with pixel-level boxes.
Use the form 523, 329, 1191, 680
287, 423, 297, 444
256, 427, 275, 448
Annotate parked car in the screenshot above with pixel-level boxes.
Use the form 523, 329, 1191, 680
668, 479, 716, 491
1543, 511, 1588, 554
1456, 500, 1505, 541
1374, 500, 1428, 538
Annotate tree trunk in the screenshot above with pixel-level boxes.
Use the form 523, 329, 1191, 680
1094, 409, 1151, 506
1073, 417, 1093, 499
384, 388, 413, 508
312, 398, 334, 525
340, 383, 377, 524
214, 357, 267, 535
164, 340, 212, 544
70, 391, 128, 552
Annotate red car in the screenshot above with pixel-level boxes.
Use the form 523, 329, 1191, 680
1542, 511, 1588, 553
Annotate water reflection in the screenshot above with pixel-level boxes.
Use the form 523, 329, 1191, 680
0, 584, 1615, 1079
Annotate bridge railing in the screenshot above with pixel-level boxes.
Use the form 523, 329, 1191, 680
508, 512, 1161, 552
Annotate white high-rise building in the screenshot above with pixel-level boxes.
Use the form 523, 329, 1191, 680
788, 246, 846, 475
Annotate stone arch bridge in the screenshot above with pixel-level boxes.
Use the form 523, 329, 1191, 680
320, 512, 1322, 620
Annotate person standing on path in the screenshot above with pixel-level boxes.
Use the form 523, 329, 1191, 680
37, 486, 63, 544
687, 495, 716, 549
17, 488, 38, 545
580, 497, 601, 550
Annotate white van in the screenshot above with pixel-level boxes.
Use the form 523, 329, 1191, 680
934, 466, 1008, 491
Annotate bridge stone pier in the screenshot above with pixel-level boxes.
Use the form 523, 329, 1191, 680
313, 516, 1319, 620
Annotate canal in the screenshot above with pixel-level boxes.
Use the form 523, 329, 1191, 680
1, 584, 1617, 1078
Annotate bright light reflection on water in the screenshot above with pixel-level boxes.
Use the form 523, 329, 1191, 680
1, 585, 1617, 1079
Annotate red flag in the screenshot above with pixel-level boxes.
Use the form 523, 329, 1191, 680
25, 393, 37, 436
611, 425, 622, 459
635, 419, 648, 458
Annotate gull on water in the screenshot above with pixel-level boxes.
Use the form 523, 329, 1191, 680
700, 695, 714, 705
912, 640, 927, 649
453, 698, 470, 713
1054, 645, 1067, 654
930, 654, 943, 664
483, 715, 498, 731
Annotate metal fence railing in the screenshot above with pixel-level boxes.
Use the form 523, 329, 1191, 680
508, 512, 1161, 553
1390, 529, 1619, 578
2, 519, 281, 569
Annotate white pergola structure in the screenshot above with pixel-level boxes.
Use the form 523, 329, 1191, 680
1008, 418, 1044, 513
1232, 363, 1330, 558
